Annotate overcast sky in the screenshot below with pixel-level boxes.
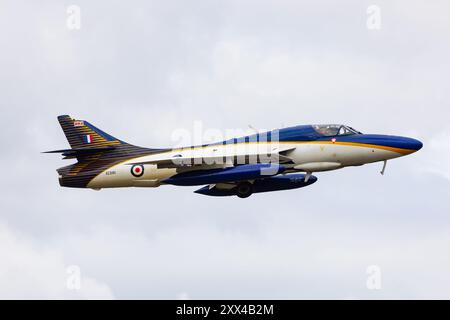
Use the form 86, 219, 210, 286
1, 0, 449, 299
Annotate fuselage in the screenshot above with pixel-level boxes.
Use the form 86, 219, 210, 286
84, 124, 423, 189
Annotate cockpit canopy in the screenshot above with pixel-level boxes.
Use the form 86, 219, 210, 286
313, 124, 362, 137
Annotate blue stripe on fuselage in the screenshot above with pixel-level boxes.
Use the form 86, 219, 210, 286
186, 125, 422, 152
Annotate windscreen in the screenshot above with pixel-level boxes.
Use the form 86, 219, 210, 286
313, 125, 361, 136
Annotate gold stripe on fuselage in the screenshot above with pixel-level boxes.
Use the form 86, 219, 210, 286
299, 141, 415, 155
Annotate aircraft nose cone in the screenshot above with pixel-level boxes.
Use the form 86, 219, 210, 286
401, 137, 423, 152
410, 138, 423, 151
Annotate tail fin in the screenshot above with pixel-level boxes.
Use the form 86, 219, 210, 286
57, 115, 126, 149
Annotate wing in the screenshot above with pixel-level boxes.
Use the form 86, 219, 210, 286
128, 145, 296, 169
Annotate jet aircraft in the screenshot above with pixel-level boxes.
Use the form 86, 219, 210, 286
45, 115, 423, 198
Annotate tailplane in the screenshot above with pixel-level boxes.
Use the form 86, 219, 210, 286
45, 115, 164, 188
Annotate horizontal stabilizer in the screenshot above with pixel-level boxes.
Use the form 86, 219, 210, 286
43, 146, 116, 159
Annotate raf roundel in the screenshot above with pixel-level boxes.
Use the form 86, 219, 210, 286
131, 164, 144, 177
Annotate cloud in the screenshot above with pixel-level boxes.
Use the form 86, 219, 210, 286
419, 131, 450, 180
38, 213, 450, 299
0, 221, 114, 299
0, 0, 449, 299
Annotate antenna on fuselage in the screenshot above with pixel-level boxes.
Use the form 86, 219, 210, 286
248, 125, 259, 134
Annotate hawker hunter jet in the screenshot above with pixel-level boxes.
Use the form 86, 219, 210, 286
45, 115, 422, 198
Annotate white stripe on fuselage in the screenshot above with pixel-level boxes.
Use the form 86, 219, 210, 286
87, 142, 404, 189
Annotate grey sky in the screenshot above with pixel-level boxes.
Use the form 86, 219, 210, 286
0, 0, 449, 298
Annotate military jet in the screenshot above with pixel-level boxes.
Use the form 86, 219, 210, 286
45, 115, 422, 198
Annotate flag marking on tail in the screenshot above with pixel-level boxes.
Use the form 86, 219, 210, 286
84, 134, 93, 144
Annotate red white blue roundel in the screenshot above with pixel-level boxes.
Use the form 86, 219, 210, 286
131, 164, 144, 177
